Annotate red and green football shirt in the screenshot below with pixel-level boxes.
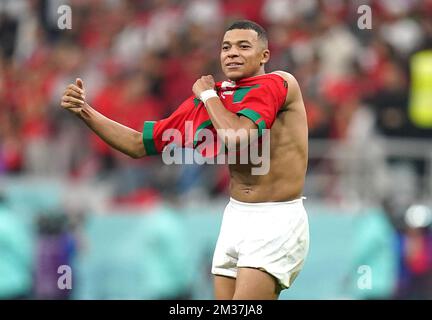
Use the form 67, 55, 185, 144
142, 73, 288, 157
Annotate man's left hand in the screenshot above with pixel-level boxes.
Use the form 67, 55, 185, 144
192, 75, 216, 98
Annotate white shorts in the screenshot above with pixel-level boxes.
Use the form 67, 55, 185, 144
211, 197, 309, 290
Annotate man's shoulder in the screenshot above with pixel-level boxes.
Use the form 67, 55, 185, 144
270, 71, 297, 84
270, 71, 301, 96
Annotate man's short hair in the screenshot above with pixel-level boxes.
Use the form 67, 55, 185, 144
226, 20, 268, 47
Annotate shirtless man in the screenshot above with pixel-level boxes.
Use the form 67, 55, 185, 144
61, 20, 309, 300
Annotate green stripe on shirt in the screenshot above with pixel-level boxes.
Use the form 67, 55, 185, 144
193, 119, 213, 147
233, 85, 260, 103
142, 121, 158, 155
236, 108, 267, 137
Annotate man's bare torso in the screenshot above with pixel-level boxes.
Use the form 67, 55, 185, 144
229, 71, 308, 203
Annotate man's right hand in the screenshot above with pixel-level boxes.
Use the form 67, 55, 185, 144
61, 78, 86, 115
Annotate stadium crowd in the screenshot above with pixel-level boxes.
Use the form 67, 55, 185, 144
1, 0, 432, 198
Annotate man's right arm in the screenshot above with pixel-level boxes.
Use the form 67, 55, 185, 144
61, 79, 146, 159
78, 104, 146, 158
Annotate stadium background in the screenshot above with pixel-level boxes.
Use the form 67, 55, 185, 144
1, 0, 432, 299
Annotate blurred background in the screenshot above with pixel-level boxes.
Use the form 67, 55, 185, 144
1, 0, 432, 300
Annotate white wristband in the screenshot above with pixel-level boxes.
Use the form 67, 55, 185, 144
199, 89, 218, 105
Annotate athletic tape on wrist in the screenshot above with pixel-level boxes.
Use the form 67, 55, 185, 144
199, 89, 218, 105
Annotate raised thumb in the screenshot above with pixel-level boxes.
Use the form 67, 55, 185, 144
76, 78, 84, 89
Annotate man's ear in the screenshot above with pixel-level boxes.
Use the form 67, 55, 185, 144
260, 49, 270, 66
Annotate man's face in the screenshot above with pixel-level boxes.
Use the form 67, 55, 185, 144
220, 29, 269, 81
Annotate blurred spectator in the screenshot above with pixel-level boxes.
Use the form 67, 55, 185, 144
0, 192, 33, 299
34, 213, 76, 299
184, 0, 223, 32
368, 60, 411, 137
0, 12, 18, 59
349, 207, 398, 299
396, 204, 432, 299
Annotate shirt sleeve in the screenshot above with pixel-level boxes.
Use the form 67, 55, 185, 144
235, 77, 287, 136
142, 96, 200, 155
